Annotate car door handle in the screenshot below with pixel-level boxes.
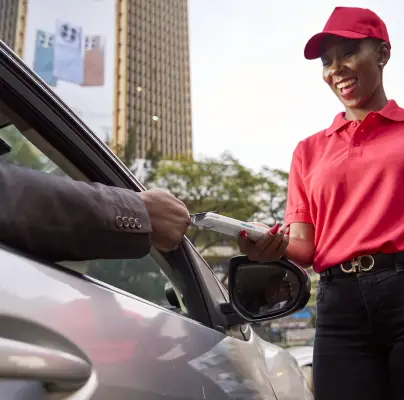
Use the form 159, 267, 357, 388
0, 337, 91, 388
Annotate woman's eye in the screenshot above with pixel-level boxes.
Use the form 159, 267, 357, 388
321, 59, 331, 67
344, 51, 354, 58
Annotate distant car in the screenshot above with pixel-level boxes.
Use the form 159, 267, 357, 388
0, 42, 314, 399
287, 337, 314, 392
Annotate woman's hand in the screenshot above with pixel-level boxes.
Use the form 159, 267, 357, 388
237, 222, 290, 263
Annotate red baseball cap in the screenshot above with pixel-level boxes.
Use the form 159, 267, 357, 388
304, 7, 391, 60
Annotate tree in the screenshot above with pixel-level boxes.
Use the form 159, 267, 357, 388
253, 167, 289, 226
150, 152, 288, 254
142, 139, 161, 186
106, 127, 161, 187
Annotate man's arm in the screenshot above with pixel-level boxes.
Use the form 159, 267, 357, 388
0, 163, 152, 261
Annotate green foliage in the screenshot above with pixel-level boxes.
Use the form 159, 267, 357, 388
113, 131, 289, 255
254, 167, 289, 226
150, 152, 289, 253
108, 126, 162, 187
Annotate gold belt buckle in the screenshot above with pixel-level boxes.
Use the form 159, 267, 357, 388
340, 255, 375, 274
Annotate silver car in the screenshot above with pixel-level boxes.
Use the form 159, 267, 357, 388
287, 338, 314, 392
0, 42, 313, 399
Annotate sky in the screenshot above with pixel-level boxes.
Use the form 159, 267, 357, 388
188, 0, 404, 171
23, 0, 404, 173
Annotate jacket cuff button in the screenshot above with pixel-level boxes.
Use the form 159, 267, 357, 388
134, 217, 142, 229
116, 216, 123, 228
122, 216, 130, 228
129, 217, 136, 229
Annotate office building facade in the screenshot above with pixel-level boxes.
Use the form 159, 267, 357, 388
0, 0, 27, 57
114, 0, 193, 159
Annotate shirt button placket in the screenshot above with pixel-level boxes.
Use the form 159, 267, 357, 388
350, 127, 365, 155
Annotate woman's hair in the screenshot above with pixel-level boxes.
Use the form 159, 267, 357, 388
368, 37, 386, 50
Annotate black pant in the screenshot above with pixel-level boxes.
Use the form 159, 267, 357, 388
313, 265, 404, 399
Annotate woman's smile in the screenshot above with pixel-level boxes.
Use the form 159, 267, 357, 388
335, 77, 358, 98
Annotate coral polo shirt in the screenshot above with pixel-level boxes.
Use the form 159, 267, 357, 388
285, 100, 404, 272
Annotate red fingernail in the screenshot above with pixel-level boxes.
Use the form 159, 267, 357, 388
240, 230, 247, 238
270, 223, 280, 234
285, 227, 290, 236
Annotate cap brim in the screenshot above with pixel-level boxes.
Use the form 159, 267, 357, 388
304, 30, 368, 60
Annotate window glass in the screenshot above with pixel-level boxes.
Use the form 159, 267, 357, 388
0, 124, 66, 176
63, 255, 187, 315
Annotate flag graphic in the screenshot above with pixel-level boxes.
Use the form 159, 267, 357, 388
32, 30, 57, 87
53, 21, 84, 85
81, 35, 105, 87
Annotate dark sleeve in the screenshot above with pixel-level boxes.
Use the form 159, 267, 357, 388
0, 163, 152, 261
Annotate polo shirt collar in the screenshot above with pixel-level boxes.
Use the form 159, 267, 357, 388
379, 100, 404, 122
325, 113, 350, 137
325, 100, 404, 137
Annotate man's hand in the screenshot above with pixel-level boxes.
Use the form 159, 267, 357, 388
139, 189, 191, 252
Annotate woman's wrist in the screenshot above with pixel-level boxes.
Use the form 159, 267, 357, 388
283, 237, 315, 266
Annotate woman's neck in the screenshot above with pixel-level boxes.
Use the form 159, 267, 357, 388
345, 86, 388, 121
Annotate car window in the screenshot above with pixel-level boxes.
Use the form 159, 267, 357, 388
0, 105, 189, 318
61, 252, 188, 315
0, 124, 66, 176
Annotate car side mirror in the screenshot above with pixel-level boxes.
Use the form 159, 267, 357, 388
227, 255, 311, 323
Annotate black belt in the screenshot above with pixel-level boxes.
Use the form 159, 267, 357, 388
320, 252, 404, 280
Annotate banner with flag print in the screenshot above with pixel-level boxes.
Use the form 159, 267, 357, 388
53, 20, 84, 85
33, 30, 57, 87
82, 35, 105, 86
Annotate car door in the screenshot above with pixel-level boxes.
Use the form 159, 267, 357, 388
0, 42, 311, 399
184, 242, 313, 400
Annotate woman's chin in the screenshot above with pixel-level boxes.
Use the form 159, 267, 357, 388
340, 96, 370, 111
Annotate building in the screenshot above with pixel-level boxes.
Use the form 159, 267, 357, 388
114, 0, 193, 160
1, 0, 193, 160
0, 0, 27, 57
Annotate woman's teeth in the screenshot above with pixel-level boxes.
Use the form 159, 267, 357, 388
336, 78, 358, 90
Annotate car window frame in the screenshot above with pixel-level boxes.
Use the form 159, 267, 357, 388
182, 241, 243, 335
0, 43, 216, 329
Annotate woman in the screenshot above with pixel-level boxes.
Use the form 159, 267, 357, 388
238, 6, 404, 400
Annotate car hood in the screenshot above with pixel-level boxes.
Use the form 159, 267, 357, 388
254, 334, 313, 400
286, 346, 314, 367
